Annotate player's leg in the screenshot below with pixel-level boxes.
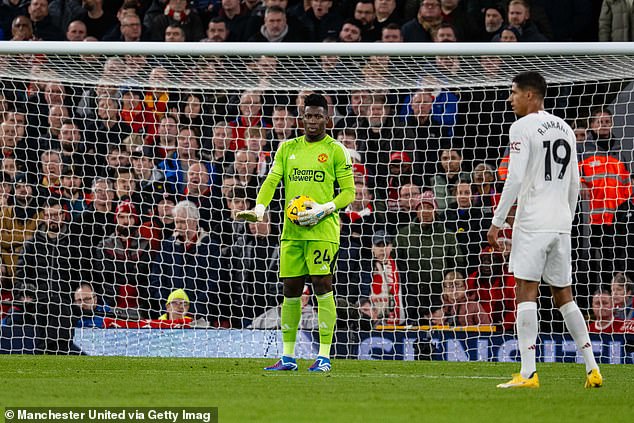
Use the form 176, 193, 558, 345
498, 229, 542, 388
515, 278, 541, 377
546, 233, 601, 387
551, 285, 601, 387
307, 241, 339, 372
264, 241, 307, 371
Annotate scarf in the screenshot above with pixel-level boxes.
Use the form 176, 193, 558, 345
345, 203, 372, 223
164, 4, 190, 22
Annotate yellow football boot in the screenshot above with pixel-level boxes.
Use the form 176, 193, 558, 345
584, 368, 603, 388
497, 372, 540, 389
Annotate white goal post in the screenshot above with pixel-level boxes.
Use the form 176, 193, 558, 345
0, 41, 632, 362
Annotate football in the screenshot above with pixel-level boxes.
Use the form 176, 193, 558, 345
286, 195, 313, 225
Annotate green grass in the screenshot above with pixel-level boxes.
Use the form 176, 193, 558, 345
0, 357, 631, 423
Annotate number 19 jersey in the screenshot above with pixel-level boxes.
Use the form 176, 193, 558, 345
492, 110, 580, 233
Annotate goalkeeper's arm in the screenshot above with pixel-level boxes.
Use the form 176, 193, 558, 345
297, 175, 355, 226
235, 172, 281, 222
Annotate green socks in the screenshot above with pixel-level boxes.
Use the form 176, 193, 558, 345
281, 297, 302, 357
280, 292, 337, 358
316, 291, 336, 358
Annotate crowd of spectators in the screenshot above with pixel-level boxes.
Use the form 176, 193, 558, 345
0, 0, 620, 44
1, 0, 634, 354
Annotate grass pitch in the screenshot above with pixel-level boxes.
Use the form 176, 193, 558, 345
0, 357, 631, 423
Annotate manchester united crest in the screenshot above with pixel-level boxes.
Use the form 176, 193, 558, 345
318, 153, 328, 163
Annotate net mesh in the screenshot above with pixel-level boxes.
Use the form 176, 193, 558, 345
0, 48, 632, 361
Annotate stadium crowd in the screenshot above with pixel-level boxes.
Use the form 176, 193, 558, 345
1, 0, 634, 354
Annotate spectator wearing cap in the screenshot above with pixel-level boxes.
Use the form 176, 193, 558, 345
148, 0, 204, 41
384, 151, 424, 203
159, 288, 193, 322
497, 24, 520, 42
0, 172, 41, 277
358, 230, 404, 328
149, 200, 222, 322
482, 5, 505, 41
466, 245, 516, 329
393, 189, 466, 324
93, 199, 152, 316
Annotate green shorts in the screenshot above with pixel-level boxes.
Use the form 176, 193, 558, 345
279, 240, 339, 278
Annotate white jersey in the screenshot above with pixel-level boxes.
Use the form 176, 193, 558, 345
492, 110, 580, 233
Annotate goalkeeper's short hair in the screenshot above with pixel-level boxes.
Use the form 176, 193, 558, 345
304, 93, 328, 111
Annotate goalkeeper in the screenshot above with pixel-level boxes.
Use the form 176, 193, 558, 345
237, 93, 355, 372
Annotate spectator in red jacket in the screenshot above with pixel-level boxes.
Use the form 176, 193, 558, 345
466, 245, 516, 329
588, 289, 633, 334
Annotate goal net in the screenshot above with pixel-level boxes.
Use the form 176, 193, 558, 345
0, 42, 632, 362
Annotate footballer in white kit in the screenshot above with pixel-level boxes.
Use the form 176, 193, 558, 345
487, 71, 601, 389
492, 109, 579, 286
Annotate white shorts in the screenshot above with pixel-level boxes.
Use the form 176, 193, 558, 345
508, 229, 572, 287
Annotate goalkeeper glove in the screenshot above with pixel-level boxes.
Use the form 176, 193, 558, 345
236, 204, 265, 222
297, 201, 336, 227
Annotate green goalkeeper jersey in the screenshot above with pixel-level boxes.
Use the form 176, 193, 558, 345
255, 134, 355, 242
